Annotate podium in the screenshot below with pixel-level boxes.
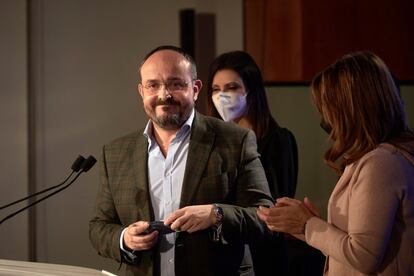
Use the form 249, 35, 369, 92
0, 259, 117, 275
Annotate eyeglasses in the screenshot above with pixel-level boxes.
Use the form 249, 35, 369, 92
142, 79, 191, 94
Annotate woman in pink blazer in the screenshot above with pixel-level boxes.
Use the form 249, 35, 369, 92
257, 51, 414, 276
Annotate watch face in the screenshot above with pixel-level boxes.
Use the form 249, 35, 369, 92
214, 205, 224, 224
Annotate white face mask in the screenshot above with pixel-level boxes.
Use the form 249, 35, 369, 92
212, 91, 247, 122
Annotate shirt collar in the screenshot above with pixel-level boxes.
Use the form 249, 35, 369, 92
143, 109, 195, 152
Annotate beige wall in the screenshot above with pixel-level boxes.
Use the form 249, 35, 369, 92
0, 0, 243, 273
0, 0, 29, 261
266, 86, 338, 216
0, 0, 412, 274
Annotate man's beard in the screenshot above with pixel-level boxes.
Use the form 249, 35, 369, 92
147, 97, 193, 130
154, 113, 182, 130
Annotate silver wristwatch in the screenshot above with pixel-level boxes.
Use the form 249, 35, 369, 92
212, 204, 224, 226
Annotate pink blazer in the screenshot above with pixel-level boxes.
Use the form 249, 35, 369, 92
306, 143, 414, 276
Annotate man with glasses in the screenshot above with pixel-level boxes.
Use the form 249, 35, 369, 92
89, 45, 273, 276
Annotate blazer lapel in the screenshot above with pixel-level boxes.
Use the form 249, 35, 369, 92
180, 113, 215, 207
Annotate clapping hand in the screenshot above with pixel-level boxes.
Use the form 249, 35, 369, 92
257, 197, 319, 235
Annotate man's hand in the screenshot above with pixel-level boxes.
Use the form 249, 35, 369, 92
164, 205, 214, 233
123, 221, 158, 251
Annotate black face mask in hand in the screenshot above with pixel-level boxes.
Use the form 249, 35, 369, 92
320, 118, 332, 135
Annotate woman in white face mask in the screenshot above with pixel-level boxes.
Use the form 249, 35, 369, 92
211, 69, 248, 123
207, 51, 324, 276
207, 50, 298, 198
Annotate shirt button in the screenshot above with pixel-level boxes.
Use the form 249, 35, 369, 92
169, 258, 174, 264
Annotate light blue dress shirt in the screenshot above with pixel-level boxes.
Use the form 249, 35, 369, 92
120, 109, 194, 276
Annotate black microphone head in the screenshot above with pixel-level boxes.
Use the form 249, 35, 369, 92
81, 155, 97, 172
71, 155, 86, 172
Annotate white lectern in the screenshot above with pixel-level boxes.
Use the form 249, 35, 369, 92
0, 259, 117, 276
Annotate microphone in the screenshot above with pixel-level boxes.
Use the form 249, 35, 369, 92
80, 155, 97, 172
0, 155, 86, 210
0, 155, 97, 225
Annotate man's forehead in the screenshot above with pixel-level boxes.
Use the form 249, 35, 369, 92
141, 51, 191, 79
144, 50, 188, 66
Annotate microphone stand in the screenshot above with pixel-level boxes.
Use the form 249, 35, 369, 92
0, 172, 82, 225
0, 171, 76, 210
0, 155, 96, 225
0, 155, 86, 210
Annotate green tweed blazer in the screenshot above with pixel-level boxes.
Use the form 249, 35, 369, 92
89, 112, 273, 276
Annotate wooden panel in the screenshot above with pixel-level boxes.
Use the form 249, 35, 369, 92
262, 0, 302, 81
356, 0, 414, 81
244, 0, 414, 83
244, 0, 302, 82
301, 0, 357, 80
244, 0, 264, 64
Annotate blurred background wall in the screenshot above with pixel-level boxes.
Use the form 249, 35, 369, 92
0, 0, 412, 274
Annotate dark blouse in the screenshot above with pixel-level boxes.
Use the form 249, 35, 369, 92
250, 123, 299, 276
252, 123, 324, 276
257, 125, 298, 199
